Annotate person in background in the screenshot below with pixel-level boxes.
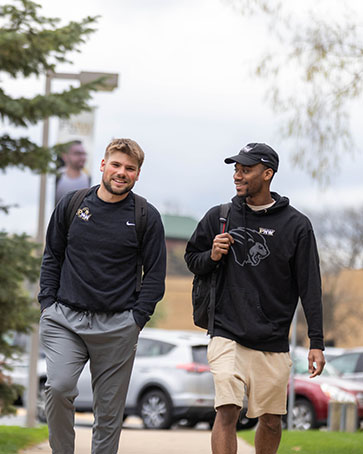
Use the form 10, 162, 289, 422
55, 140, 90, 204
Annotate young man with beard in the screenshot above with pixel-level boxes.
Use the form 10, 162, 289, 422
39, 138, 166, 454
185, 143, 325, 454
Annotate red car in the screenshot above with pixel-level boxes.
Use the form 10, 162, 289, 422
287, 348, 363, 430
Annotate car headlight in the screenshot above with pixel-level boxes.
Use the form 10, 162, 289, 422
320, 384, 356, 403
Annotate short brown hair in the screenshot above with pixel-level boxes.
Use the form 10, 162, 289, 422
105, 138, 144, 168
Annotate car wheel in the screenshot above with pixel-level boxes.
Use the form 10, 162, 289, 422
290, 398, 316, 430
139, 389, 173, 429
37, 381, 47, 423
236, 410, 258, 430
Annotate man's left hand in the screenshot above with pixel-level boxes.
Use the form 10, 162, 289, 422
308, 349, 326, 378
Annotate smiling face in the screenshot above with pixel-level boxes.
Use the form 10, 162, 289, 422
233, 163, 274, 205
99, 151, 140, 202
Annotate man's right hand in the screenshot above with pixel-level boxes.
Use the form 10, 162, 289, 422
211, 233, 234, 261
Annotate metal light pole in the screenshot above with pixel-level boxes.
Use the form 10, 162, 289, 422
25, 73, 51, 427
287, 306, 298, 431
26, 70, 118, 427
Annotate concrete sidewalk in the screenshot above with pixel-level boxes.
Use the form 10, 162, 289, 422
20, 426, 255, 454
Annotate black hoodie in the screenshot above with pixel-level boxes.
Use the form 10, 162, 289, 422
185, 192, 324, 352
38, 187, 166, 329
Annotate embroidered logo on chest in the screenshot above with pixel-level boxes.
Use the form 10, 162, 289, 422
259, 227, 275, 236
76, 207, 92, 222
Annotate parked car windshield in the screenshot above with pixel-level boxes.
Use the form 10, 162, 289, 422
292, 351, 341, 377
329, 353, 362, 374
192, 345, 208, 364
136, 338, 175, 357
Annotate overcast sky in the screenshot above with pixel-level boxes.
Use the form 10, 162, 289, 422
1, 0, 363, 236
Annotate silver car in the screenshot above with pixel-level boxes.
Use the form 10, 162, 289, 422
11, 328, 257, 429
73, 328, 215, 429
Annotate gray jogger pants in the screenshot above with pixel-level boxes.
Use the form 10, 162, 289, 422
39, 303, 140, 454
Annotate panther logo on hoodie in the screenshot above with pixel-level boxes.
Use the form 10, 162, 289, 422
230, 227, 270, 267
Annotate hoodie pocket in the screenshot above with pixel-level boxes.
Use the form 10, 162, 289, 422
226, 286, 275, 341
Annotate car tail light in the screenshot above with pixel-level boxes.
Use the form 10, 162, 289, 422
176, 363, 210, 373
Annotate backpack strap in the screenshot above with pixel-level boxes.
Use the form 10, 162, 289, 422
134, 194, 148, 292
219, 202, 231, 233
65, 187, 92, 231
207, 202, 232, 335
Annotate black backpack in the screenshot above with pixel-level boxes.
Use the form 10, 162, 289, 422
191, 203, 231, 334
65, 187, 148, 292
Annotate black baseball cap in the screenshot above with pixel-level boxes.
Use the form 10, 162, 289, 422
224, 142, 279, 172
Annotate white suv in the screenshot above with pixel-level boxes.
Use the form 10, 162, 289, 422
74, 328, 215, 429
11, 328, 257, 430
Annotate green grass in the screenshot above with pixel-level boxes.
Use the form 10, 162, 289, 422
0, 426, 48, 454
239, 429, 363, 454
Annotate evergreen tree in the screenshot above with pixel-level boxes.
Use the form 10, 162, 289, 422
0, 0, 101, 415
0, 231, 40, 415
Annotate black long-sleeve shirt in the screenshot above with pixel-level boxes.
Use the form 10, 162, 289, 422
38, 187, 166, 328
185, 193, 324, 352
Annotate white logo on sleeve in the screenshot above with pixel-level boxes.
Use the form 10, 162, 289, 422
126, 221, 135, 226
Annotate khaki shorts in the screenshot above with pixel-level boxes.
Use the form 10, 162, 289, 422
207, 336, 292, 418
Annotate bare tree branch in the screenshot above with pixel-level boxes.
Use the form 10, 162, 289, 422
227, 0, 363, 184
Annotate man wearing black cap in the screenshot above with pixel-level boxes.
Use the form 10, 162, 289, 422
185, 143, 325, 454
